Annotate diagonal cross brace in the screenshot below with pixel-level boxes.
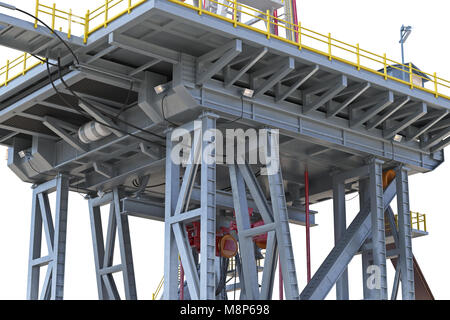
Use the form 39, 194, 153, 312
300, 179, 397, 300
304, 75, 347, 114
196, 39, 242, 85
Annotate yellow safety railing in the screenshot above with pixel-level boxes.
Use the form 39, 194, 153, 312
387, 212, 427, 233
152, 276, 164, 300
1, 0, 450, 100
169, 0, 450, 100
0, 53, 43, 87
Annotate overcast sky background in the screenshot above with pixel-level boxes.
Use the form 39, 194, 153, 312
0, 0, 449, 300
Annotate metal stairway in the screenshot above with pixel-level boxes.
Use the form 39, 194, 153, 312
300, 180, 397, 300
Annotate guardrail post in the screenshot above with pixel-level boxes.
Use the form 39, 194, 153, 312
434, 72, 438, 98
233, 0, 237, 27
84, 10, 90, 43
409, 63, 413, 89
128, 0, 132, 14
68, 9, 72, 39
22, 53, 27, 75
34, 0, 39, 28
423, 214, 427, 232
3, 59, 9, 86
104, 0, 109, 28
298, 22, 302, 50
51, 3, 56, 33
356, 43, 360, 71
198, 0, 202, 15
266, 10, 271, 39
383, 53, 387, 80
328, 33, 332, 60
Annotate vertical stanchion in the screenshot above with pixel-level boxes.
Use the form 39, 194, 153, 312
23, 53, 27, 75
104, 0, 109, 28
384, 54, 388, 80
68, 9, 72, 39
266, 10, 271, 39
409, 63, 413, 89
35, 0, 39, 28
4, 60, 9, 86
328, 33, 332, 60
434, 72, 438, 98
356, 43, 361, 70
51, 3, 56, 32
84, 10, 90, 43
298, 22, 302, 50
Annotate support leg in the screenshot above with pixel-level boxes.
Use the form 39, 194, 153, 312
395, 165, 415, 300
368, 159, 388, 300
27, 174, 69, 300
88, 190, 137, 300
332, 179, 349, 300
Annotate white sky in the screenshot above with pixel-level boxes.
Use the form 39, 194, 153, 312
0, 0, 449, 300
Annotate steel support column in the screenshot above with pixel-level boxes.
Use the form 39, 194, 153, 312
88, 189, 137, 300
395, 165, 415, 300
163, 112, 218, 300
27, 174, 69, 300
332, 177, 349, 300
368, 159, 388, 300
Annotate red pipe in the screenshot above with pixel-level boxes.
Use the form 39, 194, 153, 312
180, 263, 185, 300
279, 255, 283, 300
305, 167, 311, 283
291, 0, 299, 42
273, 10, 279, 36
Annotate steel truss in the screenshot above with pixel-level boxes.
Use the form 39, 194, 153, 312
300, 158, 415, 300
88, 188, 137, 300
27, 174, 69, 300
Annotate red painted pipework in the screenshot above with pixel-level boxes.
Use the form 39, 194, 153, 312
180, 263, 185, 300
305, 167, 311, 283
291, 0, 299, 42
273, 10, 279, 36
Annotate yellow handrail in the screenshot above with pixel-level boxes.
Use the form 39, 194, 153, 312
390, 212, 427, 233
1, 0, 450, 100
152, 276, 164, 300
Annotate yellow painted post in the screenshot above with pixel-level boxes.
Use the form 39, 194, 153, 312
51, 3, 56, 33
423, 214, 427, 232
84, 10, 90, 43
434, 72, 438, 98
298, 22, 302, 50
356, 43, 360, 71
328, 33, 332, 60
34, 0, 39, 28
233, 0, 237, 27
22, 53, 27, 75
198, 0, 202, 15
383, 53, 387, 80
104, 0, 109, 28
416, 212, 420, 230
266, 10, 271, 39
128, 0, 132, 14
4, 60, 9, 86
68, 9, 72, 39
409, 63, 413, 89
